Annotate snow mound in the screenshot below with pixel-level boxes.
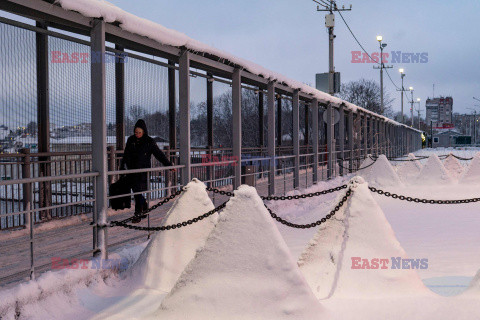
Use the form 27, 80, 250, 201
298, 177, 429, 299
362, 154, 403, 187
396, 158, 422, 184
443, 154, 464, 180
464, 269, 480, 296
154, 185, 324, 320
415, 154, 454, 185
357, 155, 375, 176
93, 179, 216, 319
407, 153, 423, 171
460, 153, 480, 185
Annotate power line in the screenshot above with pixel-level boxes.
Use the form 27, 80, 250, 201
336, 10, 379, 65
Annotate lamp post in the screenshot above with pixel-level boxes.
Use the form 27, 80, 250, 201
373, 36, 392, 115
398, 68, 406, 123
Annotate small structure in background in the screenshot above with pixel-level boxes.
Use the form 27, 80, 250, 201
432, 129, 471, 148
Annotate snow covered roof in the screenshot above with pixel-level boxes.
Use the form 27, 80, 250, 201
55, 0, 420, 132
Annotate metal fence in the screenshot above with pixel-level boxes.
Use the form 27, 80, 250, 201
0, 0, 420, 287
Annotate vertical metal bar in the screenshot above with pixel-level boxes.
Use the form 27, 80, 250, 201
267, 82, 276, 195
179, 50, 191, 186
338, 104, 345, 175
91, 19, 108, 259
326, 103, 334, 179
107, 146, 115, 184
207, 73, 214, 148
20, 148, 33, 278
277, 95, 282, 146
304, 103, 309, 145
312, 99, 319, 184
258, 90, 264, 147
168, 60, 176, 149
369, 116, 374, 156
115, 45, 125, 151
36, 21, 52, 221
363, 112, 368, 158
232, 69, 242, 189
292, 90, 300, 189
348, 111, 354, 172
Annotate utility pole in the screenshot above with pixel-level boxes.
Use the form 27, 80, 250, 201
373, 36, 392, 114
409, 87, 414, 127
415, 98, 421, 130
397, 68, 407, 123
314, 0, 351, 95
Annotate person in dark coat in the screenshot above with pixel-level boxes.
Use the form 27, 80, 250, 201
121, 119, 174, 216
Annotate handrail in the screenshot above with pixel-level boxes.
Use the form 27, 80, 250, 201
0, 172, 99, 186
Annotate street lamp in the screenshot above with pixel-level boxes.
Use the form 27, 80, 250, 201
373, 36, 392, 115
398, 68, 406, 123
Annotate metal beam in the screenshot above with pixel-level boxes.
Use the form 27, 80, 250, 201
36, 20, 52, 220
326, 103, 334, 179
232, 69, 242, 189
267, 82, 276, 195
363, 112, 368, 158
115, 45, 125, 151
338, 104, 345, 175
179, 50, 191, 186
277, 95, 282, 146
369, 116, 374, 156
293, 90, 300, 189
312, 99, 319, 184
207, 73, 214, 147
90, 19, 108, 259
347, 110, 354, 171
258, 91, 264, 147
168, 60, 176, 149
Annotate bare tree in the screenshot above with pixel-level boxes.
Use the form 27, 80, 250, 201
338, 78, 394, 118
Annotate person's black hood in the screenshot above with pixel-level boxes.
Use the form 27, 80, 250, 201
134, 119, 148, 137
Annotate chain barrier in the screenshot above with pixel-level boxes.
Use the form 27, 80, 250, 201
265, 189, 352, 228
110, 182, 353, 231
110, 201, 228, 231
368, 186, 480, 204
336, 156, 377, 172
109, 188, 184, 226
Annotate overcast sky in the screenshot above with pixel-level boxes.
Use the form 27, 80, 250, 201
109, 0, 480, 116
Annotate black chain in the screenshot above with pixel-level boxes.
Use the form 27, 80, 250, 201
260, 185, 348, 201
110, 201, 228, 231
265, 189, 352, 228
451, 154, 474, 161
206, 186, 234, 197
368, 186, 480, 204
112, 188, 184, 225
111, 184, 353, 231
337, 157, 377, 172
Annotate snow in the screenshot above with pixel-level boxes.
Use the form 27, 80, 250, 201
396, 156, 422, 184
154, 185, 325, 320
298, 177, 430, 299
357, 155, 374, 176
0, 242, 147, 319
459, 152, 480, 184
442, 154, 464, 180
415, 154, 454, 185
361, 154, 403, 187
2, 149, 480, 319
92, 179, 217, 319
53, 0, 419, 131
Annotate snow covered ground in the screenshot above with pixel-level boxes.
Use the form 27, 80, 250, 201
1, 148, 479, 319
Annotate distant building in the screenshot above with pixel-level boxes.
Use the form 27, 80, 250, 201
426, 97, 453, 128
432, 129, 470, 148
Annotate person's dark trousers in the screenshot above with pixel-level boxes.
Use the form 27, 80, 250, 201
130, 172, 149, 214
